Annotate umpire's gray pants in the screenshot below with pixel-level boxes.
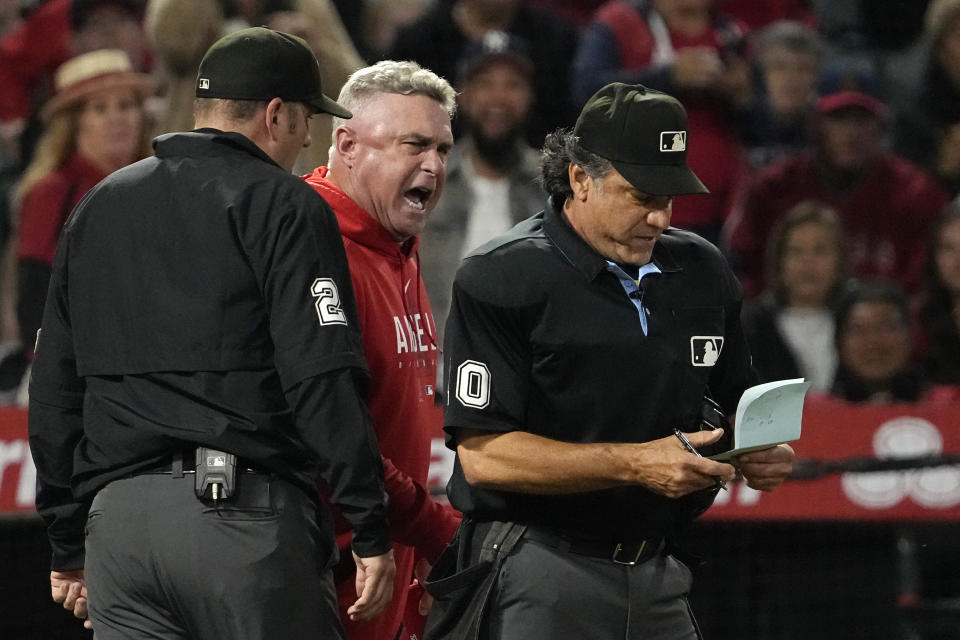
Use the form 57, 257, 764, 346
84, 471, 342, 640
484, 536, 702, 640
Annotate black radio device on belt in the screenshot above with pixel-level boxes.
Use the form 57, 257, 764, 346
195, 447, 237, 501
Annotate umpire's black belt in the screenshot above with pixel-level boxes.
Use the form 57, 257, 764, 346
523, 527, 663, 565
143, 449, 259, 474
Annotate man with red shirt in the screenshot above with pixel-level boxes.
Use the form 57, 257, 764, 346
573, 0, 754, 244
0, 0, 149, 162
304, 60, 461, 640
726, 89, 951, 297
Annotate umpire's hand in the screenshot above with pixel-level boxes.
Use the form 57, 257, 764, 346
50, 570, 92, 629
348, 549, 396, 621
734, 444, 796, 492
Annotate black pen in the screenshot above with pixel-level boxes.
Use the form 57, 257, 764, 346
674, 428, 727, 491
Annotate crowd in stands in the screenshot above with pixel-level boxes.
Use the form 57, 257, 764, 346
1, 0, 959, 409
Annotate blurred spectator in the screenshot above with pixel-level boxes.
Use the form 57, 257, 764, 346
807, 1, 932, 113
420, 31, 546, 344
726, 88, 951, 298
894, 0, 960, 195
358, 0, 431, 61
3, 49, 153, 401
741, 201, 845, 391
739, 20, 822, 170
807, 0, 860, 49
0, 0, 149, 308
816, 53, 882, 102
0, 1, 24, 343
0, 0, 21, 36
72, 0, 147, 66
330, 0, 365, 48
526, 0, 606, 27
916, 200, 960, 386
0, 0, 149, 168
145, 0, 363, 170
831, 279, 928, 404
857, 0, 933, 54
809, 0, 930, 53
388, 0, 578, 146
714, 0, 816, 31
572, 0, 753, 244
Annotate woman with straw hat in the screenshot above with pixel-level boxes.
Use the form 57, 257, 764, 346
4, 48, 153, 401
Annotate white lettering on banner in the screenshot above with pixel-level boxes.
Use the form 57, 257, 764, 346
0, 440, 23, 481
18, 447, 36, 507
911, 467, 960, 508
842, 417, 960, 509
0, 439, 37, 508
842, 472, 906, 509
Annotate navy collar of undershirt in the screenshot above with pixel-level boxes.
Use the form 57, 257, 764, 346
542, 200, 683, 282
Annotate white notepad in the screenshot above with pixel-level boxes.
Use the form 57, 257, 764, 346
710, 378, 811, 461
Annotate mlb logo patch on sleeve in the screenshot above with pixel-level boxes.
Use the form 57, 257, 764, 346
690, 336, 723, 366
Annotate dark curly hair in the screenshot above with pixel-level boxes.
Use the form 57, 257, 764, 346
538, 128, 612, 205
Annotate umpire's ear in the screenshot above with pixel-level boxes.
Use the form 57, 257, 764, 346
263, 97, 286, 139
568, 163, 592, 203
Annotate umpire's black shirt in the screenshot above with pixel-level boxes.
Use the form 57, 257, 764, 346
443, 204, 757, 541
29, 130, 389, 569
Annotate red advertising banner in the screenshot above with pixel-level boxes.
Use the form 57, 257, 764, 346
0, 407, 35, 515
705, 396, 960, 521
3, 398, 959, 519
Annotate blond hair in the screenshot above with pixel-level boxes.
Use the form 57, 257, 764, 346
331, 60, 456, 136
13, 109, 80, 207
14, 100, 153, 210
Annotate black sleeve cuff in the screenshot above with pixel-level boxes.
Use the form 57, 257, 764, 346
350, 520, 393, 557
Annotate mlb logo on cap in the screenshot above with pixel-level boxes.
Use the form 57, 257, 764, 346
199, 78, 210, 89
573, 83, 708, 196
660, 131, 686, 152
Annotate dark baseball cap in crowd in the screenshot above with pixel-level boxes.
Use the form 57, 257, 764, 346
457, 31, 534, 83
815, 55, 887, 119
195, 27, 352, 118
574, 83, 708, 196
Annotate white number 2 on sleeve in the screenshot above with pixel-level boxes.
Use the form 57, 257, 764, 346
310, 278, 348, 326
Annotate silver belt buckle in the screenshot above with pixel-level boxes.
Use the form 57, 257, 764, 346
612, 540, 648, 565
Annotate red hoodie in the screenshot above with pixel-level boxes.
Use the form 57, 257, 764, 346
304, 167, 460, 640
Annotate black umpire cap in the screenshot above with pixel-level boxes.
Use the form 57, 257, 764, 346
574, 83, 707, 196
195, 27, 352, 118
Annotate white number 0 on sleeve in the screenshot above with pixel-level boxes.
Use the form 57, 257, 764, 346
455, 360, 491, 409
310, 278, 348, 326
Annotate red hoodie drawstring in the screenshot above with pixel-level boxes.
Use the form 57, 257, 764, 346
397, 242, 439, 354
415, 250, 440, 353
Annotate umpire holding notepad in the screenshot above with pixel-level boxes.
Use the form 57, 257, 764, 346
28, 28, 394, 638
426, 83, 796, 640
